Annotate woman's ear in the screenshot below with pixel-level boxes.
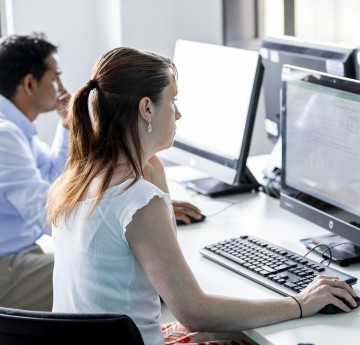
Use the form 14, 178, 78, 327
138, 97, 152, 123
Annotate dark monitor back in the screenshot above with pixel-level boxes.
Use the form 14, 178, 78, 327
280, 65, 360, 250
260, 35, 359, 142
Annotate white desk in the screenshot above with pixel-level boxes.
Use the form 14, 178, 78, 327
38, 158, 360, 345
166, 164, 360, 345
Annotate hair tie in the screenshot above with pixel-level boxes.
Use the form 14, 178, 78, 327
290, 296, 303, 318
87, 79, 98, 90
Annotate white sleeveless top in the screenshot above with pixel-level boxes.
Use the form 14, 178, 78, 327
52, 178, 173, 345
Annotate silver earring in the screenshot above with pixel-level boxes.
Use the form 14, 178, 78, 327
147, 122, 152, 133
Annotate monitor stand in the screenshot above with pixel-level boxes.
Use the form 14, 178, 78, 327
300, 234, 360, 267
183, 166, 260, 197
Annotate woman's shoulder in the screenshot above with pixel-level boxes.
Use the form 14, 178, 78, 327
102, 178, 170, 207
100, 178, 173, 234
124, 178, 170, 204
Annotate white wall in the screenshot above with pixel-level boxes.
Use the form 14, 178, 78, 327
121, 0, 223, 57
5, 0, 271, 155
119, 0, 271, 156
7, 0, 122, 145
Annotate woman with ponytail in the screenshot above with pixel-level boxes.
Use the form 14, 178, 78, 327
47, 47, 357, 345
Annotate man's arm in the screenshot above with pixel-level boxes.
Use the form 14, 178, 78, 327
0, 124, 54, 234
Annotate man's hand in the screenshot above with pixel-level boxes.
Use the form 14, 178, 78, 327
56, 77, 71, 129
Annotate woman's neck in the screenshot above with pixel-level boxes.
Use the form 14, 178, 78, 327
87, 163, 135, 196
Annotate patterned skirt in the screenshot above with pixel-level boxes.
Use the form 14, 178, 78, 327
162, 322, 259, 345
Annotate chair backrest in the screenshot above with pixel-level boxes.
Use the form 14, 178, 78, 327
0, 307, 145, 345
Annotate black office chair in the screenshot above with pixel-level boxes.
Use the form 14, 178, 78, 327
0, 307, 145, 345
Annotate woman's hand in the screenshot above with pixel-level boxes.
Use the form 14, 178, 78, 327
172, 200, 202, 225
295, 275, 358, 317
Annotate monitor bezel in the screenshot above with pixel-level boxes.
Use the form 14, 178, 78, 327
280, 65, 360, 247
260, 35, 360, 142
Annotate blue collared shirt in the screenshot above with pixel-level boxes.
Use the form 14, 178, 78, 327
0, 94, 69, 257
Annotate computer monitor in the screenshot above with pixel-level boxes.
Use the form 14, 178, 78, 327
159, 40, 263, 197
280, 65, 360, 266
260, 35, 359, 142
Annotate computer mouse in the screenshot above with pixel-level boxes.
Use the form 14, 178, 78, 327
176, 213, 206, 226
319, 295, 360, 314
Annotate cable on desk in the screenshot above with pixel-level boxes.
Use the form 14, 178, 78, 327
262, 167, 281, 199
304, 241, 356, 267
205, 200, 244, 218
304, 244, 333, 266
320, 241, 354, 265
262, 177, 280, 199
168, 179, 244, 218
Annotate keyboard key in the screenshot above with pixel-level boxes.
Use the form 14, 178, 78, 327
261, 265, 277, 274
284, 260, 297, 268
274, 264, 290, 272
259, 270, 272, 277
284, 282, 297, 289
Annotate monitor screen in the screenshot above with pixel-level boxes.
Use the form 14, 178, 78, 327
159, 39, 263, 197
260, 35, 359, 142
280, 65, 360, 265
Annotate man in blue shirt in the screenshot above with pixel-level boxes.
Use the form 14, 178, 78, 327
0, 34, 70, 311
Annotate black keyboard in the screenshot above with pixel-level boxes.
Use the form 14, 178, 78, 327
200, 235, 357, 296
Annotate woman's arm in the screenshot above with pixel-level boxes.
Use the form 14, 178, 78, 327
125, 196, 358, 333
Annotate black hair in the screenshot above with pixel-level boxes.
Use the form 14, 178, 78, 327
0, 33, 57, 98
